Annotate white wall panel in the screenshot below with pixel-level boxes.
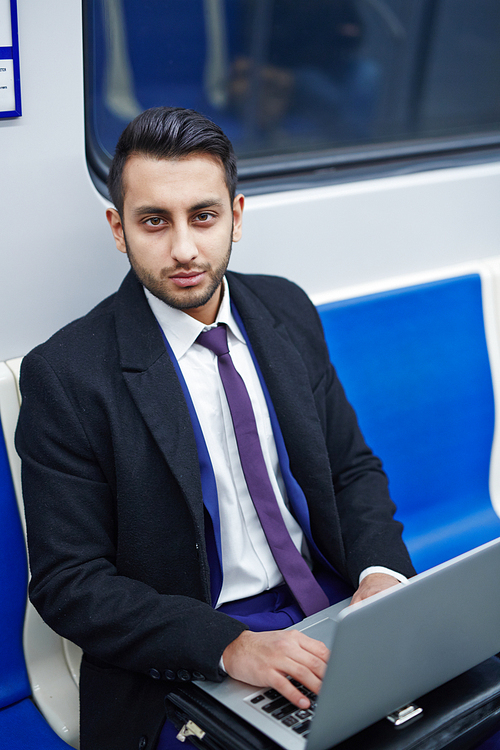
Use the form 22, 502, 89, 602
231, 163, 500, 296
0, 0, 124, 361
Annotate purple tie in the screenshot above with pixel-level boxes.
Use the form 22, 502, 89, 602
197, 325, 329, 617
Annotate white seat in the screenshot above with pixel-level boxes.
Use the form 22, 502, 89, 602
1, 359, 82, 749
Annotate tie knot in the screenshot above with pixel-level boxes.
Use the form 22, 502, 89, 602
197, 325, 229, 358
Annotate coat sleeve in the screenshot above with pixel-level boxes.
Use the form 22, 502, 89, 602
16, 351, 246, 683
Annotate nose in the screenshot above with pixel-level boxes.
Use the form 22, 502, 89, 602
170, 226, 199, 265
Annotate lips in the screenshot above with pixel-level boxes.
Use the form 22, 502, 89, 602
170, 271, 206, 288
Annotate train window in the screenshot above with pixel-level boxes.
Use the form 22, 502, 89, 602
83, 0, 500, 194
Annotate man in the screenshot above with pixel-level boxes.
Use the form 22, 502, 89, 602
16, 107, 415, 750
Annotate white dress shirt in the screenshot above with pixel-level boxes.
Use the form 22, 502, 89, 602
145, 281, 311, 606
145, 280, 406, 607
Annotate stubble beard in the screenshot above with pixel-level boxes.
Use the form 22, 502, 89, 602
123, 233, 233, 312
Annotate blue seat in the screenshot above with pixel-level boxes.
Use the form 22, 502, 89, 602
318, 274, 500, 573
0, 411, 69, 747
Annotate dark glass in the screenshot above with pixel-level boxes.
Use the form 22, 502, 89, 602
84, 0, 500, 179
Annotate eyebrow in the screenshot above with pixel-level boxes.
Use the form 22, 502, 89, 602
132, 199, 225, 218
191, 199, 225, 211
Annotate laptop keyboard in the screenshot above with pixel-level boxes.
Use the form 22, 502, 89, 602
246, 680, 317, 738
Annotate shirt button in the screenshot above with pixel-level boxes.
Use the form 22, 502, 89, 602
192, 671, 206, 681
138, 736, 148, 749
177, 669, 191, 681
147, 668, 161, 680
164, 669, 176, 681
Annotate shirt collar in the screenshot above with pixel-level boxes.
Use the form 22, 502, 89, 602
144, 277, 245, 361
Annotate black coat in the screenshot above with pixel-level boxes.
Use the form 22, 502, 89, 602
16, 271, 415, 750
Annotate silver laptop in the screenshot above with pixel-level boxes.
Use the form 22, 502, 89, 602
197, 537, 500, 750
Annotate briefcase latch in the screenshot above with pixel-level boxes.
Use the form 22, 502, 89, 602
176, 720, 206, 742
386, 703, 423, 727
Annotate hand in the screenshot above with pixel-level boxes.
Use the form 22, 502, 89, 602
350, 572, 400, 606
222, 629, 330, 709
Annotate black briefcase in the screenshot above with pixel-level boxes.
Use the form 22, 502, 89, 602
165, 656, 500, 750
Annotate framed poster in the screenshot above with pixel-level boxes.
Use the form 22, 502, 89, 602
0, 0, 21, 117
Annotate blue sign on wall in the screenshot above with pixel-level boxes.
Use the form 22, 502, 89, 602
0, 0, 21, 118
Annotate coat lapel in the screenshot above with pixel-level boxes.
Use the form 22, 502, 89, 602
227, 273, 345, 569
113, 273, 206, 541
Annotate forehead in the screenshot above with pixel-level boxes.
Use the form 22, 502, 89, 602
121, 153, 229, 209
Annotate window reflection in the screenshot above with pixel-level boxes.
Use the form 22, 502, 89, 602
85, 0, 500, 172
227, 0, 381, 149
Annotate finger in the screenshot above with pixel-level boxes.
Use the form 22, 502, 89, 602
270, 672, 314, 709
302, 650, 329, 681
350, 590, 363, 605
282, 633, 329, 682
286, 654, 325, 692
285, 648, 328, 686
295, 632, 330, 664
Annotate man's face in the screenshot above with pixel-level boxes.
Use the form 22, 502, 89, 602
106, 153, 244, 325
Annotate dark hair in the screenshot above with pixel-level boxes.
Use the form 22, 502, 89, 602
107, 107, 238, 215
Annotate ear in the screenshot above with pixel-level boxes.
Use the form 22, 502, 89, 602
106, 208, 127, 254
232, 193, 245, 243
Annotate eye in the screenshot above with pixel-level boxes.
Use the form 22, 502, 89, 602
145, 217, 165, 226
193, 211, 217, 224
